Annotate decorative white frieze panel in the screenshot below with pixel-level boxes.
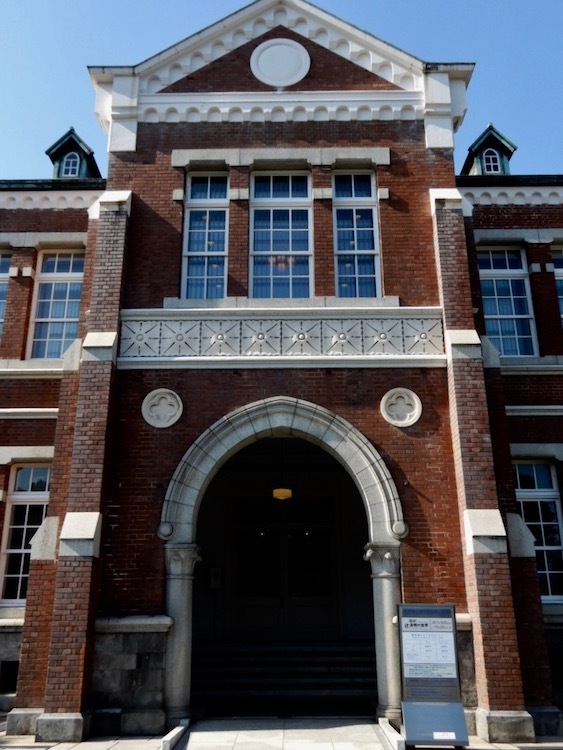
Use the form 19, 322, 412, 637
119, 309, 445, 369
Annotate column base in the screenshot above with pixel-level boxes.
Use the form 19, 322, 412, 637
6, 707, 43, 736
475, 708, 535, 742
36, 712, 84, 743
166, 705, 191, 731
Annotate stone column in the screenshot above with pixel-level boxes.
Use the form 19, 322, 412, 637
164, 543, 201, 728
364, 544, 402, 724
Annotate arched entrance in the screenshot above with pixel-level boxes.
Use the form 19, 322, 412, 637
158, 397, 408, 727
191, 437, 374, 714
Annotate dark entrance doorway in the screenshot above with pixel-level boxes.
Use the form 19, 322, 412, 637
192, 437, 376, 715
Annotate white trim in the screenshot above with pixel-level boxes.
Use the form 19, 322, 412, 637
0, 233, 87, 249
459, 186, 563, 208
500, 356, 563, 375
140, 91, 425, 127
172, 146, 390, 169
0, 447, 54, 464
511, 444, 563, 460
0, 192, 102, 211
473, 228, 563, 244
96, 615, 173, 633
506, 405, 563, 417
0, 409, 58, 420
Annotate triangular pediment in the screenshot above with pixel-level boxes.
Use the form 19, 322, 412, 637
134, 0, 425, 94
160, 27, 400, 94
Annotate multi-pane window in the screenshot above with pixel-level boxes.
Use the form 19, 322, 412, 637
1, 466, 50, 601
483, 148, 501, 173
30, 252, 84, 358
552, 249, 563, 320
0, 254, 11, 337
333, 174, 380, 298
251, 174, 311, 298
62, 152, 80, 177
183, 175, 228, 299
513, 462, 563, 598
477, 248, 536, 356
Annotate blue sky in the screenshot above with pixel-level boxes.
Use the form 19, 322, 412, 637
1, 0, 561, 179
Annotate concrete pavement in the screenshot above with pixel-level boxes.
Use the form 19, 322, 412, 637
1, 717, 563, 750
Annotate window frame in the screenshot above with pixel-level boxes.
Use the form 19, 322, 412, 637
28, 250, 84, 360
182, 173, 229, 300
0, 465, 50, 604
483, 148, 501, 174
513, 461, 563, 601
552, 247, 563, 321
61, 152, 80, 178
332, 171, 380, 298
249, 172, 313, 299
0, 253, 11, 338
477, 246, 538, 356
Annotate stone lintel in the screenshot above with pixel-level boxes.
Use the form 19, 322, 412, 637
464, 509, 507, 554
95, 615, 173, 633
171, 146, 390, 169
475, 708, 535, 743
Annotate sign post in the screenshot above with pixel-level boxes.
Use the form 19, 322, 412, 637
398, 604, 468, 748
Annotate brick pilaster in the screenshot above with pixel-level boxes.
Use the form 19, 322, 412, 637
432, 193, 533, 738
38, 192, 131, 735
526, 243, 563, 356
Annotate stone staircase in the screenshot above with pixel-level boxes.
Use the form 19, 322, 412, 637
190, 641, 378, 717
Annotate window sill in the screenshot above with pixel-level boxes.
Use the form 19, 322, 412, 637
163, 295, 400, 310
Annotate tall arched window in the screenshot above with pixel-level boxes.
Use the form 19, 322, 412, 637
62, 152, 80, 177
483, 148, 501, 173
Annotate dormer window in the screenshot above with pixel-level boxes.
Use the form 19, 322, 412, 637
61, 152, 80, 177
483, 148, 501, 173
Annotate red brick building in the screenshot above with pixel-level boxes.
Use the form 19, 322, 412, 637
0, 0, 561, 743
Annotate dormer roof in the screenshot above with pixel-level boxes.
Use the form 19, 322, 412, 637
88, 0, 474, 154
45, 127, 102, 179
460, 123, 517, 176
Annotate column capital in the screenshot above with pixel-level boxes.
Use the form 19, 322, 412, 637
164, 543, 201, 578
364, 544, 401, 578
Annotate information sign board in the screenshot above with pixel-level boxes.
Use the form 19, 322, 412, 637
398, 604, 468, 747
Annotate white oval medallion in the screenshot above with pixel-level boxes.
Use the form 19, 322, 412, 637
250, 38, 311, 87
142, 389, 183, 429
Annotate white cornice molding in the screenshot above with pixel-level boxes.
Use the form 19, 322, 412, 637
459, 185, 563, 208
506, 405, 563, 417
171, 145, 391, 169
139, 90, 424, 126
90, 0, 471, 151
0, 446, 54, 465
0, 360, 63, 379
0, 190, 102, 211
0, 408, 58, 420
500, 356, 563, 375
473, 229, 563, 244
0, 233, 87, 249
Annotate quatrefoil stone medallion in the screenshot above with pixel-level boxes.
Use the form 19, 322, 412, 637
142, 389, 183, 429
380, 388, 422, 428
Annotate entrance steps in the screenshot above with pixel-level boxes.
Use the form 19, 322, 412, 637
191, 641, 377, 716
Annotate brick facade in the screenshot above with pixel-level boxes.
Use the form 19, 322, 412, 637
0, 0, 561, 742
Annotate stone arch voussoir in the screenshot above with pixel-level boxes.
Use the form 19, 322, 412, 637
158, 396, 407, 546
